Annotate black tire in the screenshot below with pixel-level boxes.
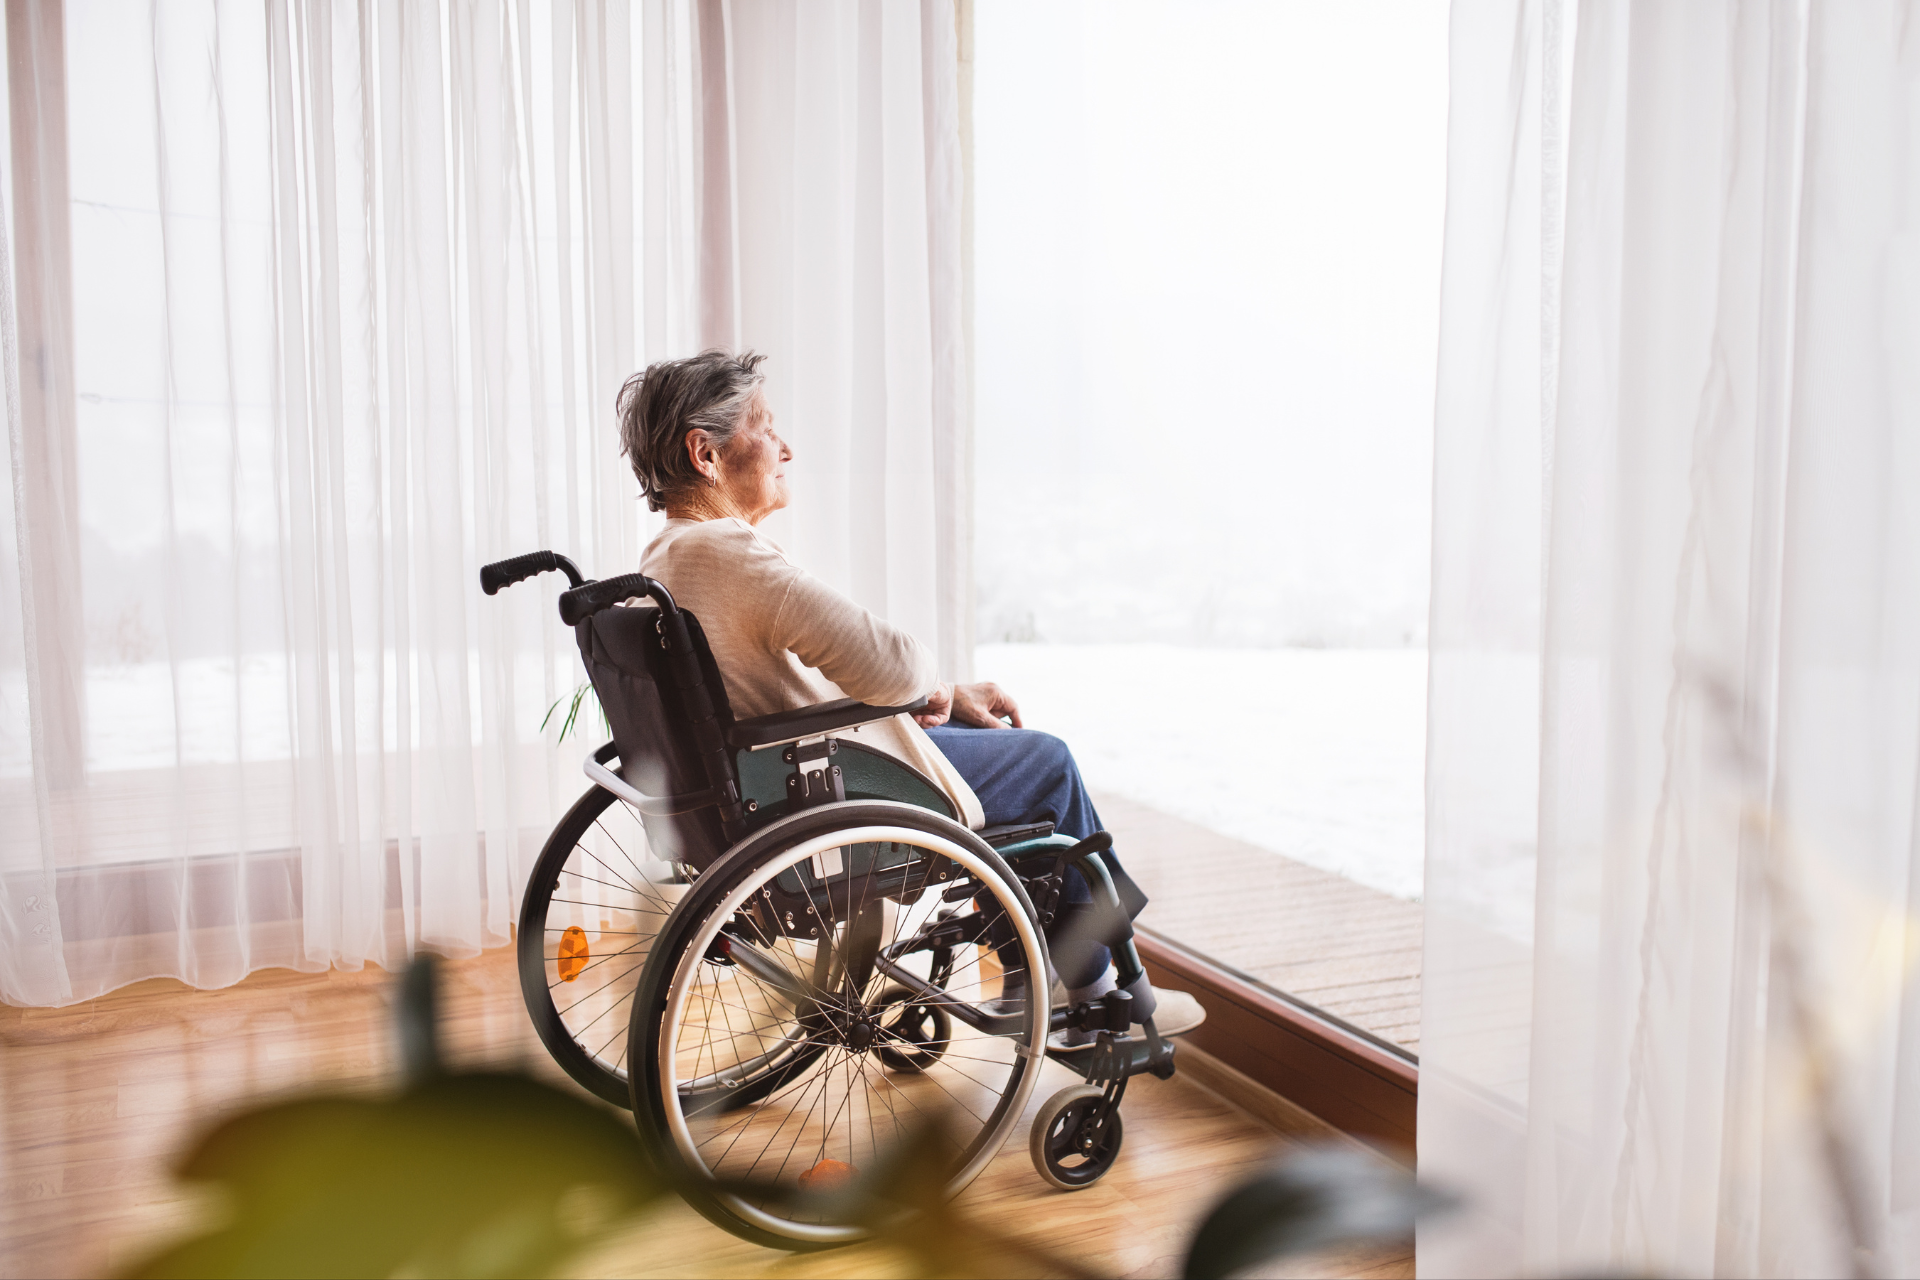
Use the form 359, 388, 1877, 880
1030, 1084, 1124, 1190
518, 782, 689, 1108
627, 801, 1052, 1250
873, 985, 952, 1073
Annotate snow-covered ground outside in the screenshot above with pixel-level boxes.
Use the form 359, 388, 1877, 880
8, 642, 1433, 909
973, 643, 1427, 902
0, 652, 575, 778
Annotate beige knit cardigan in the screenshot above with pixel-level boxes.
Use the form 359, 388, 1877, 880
640, 517, 985, 829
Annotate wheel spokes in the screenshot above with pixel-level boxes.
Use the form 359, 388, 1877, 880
664, 839, 1044, 1201
544, 800, 678, 1080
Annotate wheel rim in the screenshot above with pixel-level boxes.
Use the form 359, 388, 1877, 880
655, 825, 1051, 1245
1040, 1092, 1122, 1187
539, 790, 686, 1085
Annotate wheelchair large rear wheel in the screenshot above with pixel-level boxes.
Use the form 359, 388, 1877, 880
519, 781, 690, 1107
628, 802, 1052, 1249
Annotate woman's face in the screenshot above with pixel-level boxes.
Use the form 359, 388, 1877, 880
713, 390, 791, 524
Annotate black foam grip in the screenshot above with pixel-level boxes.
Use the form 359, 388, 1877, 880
481, 550, 558, 595
558, 573, 664, 626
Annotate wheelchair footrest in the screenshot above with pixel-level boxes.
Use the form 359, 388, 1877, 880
1049, 1028, 1177, 1082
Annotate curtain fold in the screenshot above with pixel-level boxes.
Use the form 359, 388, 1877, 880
723, 0, 971, 682
0, 0, 967, 1008
1423, 2, 1920, 1275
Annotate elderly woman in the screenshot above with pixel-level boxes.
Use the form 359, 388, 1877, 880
618, 349, 1186, 1044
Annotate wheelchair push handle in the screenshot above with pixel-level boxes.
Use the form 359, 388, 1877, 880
479, 552, 677, 627
557, 573, 678, 626
480, 550, 586, 595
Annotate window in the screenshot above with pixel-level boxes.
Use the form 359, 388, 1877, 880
972, 0, 1447, 1061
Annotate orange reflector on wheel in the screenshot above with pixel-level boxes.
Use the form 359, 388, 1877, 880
557, 926, 589, 982
799, 1159, 856, 1191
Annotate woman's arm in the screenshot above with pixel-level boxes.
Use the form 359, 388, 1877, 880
770, 564, 940, 706
752, 533, 1024, 724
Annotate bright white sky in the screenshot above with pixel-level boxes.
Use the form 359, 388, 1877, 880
972, 0, 1449, 648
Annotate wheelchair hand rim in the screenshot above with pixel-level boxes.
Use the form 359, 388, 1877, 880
655, 822, 1052, 1247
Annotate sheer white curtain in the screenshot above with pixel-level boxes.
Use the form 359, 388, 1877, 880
0, 0, 967, 1009
724, 0, 972, 677
1423, 1, 1920, 1276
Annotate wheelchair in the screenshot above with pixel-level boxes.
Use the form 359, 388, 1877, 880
482, 550, 1182, 1248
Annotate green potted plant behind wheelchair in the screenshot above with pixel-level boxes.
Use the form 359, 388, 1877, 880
485, 551, 1186, 1249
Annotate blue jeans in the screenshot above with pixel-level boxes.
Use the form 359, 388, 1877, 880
924, 724, 1147, 988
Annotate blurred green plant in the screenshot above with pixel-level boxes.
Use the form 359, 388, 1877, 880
721, 1115, 1101, 1280
540, 681, 608, 742
1183, 1146, 1446, 1279
126, 955, 1447, 1279
123, 958, 663, 1280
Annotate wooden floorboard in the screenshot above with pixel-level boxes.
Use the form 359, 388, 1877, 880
1098, 793, 1423, 1053
0, 948, 1411, 1280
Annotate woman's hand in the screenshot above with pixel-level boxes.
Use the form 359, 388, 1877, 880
913, 683, 954, 728
913, 681, 1023, 730
952, 681, 1023, 728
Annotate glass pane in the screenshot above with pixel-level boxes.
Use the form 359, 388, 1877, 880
973, 0, 1448, 1054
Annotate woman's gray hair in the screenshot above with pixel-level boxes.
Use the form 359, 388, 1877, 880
616, 349, 769, 511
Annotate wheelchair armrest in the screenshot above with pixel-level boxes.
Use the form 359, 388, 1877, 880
980, 822, 1056, 848
727, 696, 932, 750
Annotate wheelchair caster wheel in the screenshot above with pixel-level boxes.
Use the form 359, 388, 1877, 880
1030, 1084, 1124, 1190
873, 985, 952, 1073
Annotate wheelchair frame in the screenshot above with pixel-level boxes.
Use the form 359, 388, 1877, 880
482, 549, 1179, 1239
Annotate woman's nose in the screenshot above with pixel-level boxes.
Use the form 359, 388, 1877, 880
778, 435, 792, 461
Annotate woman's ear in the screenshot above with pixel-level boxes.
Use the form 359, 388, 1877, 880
684, 429, 718, 481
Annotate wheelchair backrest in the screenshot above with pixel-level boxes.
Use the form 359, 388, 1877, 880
574, 604, 736, 868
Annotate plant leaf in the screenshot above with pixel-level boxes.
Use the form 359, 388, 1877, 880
541, 682, 603, 742
125, 1073, 663, 1280
1182, 1146, 1447, 1280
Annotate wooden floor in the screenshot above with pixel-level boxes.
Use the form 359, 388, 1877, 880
0, 948, 1412, 1280
1101, 794, 1423, 1053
